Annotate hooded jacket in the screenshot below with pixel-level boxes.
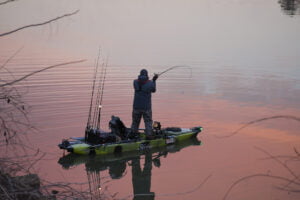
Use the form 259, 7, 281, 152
133, 69, 156, 110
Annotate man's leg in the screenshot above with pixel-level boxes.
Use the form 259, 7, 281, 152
131, 109, 142, 134
143, 110, 153, 136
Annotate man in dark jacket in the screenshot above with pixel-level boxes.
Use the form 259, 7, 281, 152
131, 69, 158, 138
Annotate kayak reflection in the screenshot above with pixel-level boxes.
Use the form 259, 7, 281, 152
58, 137, 201, 200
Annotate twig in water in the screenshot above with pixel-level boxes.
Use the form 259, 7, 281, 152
223, 146, 300, 200
223, 173, 300, 200
158, 173, 212, 197
294, 147, 300, 157
254, 146, 299, 181
217, 115, 300, 138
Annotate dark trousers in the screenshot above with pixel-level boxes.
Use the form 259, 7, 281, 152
131, 109, 153, 135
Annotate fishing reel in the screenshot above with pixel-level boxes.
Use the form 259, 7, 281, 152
152, 121, 162, 136
153, 121, 161, 131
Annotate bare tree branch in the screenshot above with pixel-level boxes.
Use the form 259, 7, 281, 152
0, 5, 88, 200
0, 46, 23, 70
1, 58, 86, 146
0, 59, 86, 87
0, 9, 79, 37
0, 0, 17, 6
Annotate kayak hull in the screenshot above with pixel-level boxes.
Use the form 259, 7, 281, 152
58, 136, 201, 170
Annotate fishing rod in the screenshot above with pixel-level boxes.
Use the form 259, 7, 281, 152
87, 49, 101, 128
156, 65, 192, 78
96, 57, 108, 129
92, 61, 105, 128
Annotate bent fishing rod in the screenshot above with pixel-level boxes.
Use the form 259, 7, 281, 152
154, 65, 192, 78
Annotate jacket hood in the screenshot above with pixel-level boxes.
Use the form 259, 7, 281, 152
138, 69, 149, 82
140, 69, 148, 76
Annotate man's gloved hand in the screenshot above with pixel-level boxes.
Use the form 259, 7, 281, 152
152, 74, 158, 81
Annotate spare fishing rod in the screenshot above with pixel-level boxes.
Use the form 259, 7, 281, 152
92, 60, 106, 129
96, 58, 108, 130
91, 65, 102, 128
85, 49, 101, 141
86, 49, 101, 129
85, 49, 109, 141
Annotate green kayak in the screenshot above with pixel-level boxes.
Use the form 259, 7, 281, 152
58, 123, 202, 155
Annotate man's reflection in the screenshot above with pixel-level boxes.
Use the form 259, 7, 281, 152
131, 152, 155, 200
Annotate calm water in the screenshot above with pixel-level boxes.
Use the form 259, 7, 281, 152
1, 0, 300, 199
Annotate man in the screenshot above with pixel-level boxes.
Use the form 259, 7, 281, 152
131, 69, 158, 139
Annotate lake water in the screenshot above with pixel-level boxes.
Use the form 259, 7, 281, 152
1, 0, 300, 199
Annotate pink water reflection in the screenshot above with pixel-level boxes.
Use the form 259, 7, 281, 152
27, 89, 300, 200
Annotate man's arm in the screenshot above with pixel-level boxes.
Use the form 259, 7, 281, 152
151, 74, 158, 93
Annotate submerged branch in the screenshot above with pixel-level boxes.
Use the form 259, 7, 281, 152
218, 115, 300, 138
294, 147, 300, 157
223, 173, 300, 200
223, 146, 300, 200
159, 174, 212, 197
41, 179, 90, 199
276, 185, 300, 193
254, 146, 299, 181
0, 10, 79, 37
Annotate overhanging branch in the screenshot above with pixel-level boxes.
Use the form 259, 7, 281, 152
0, 9, 79, 37
0, 59, 86, 87
0, 0, 17, 6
